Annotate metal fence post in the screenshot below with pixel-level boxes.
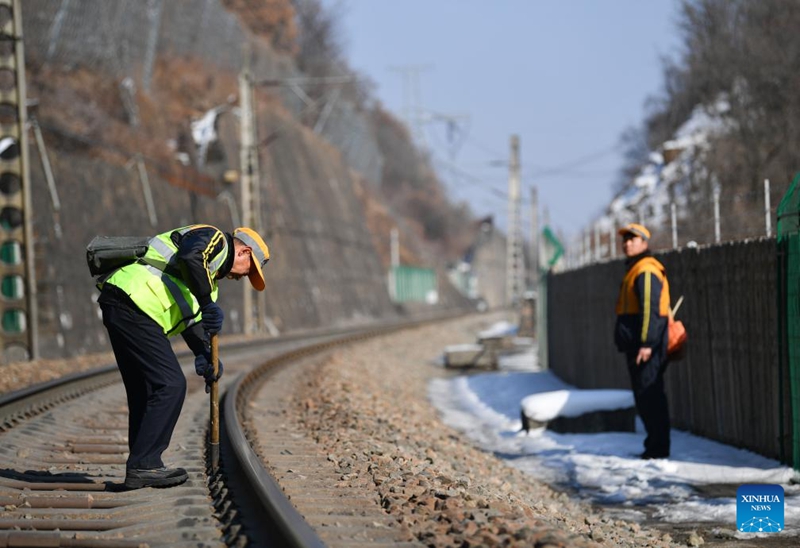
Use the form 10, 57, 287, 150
713, 183, 721, 244
609, 223, 616, 259
671, 202, 678, 249
766, 179, 772, 238
594, 225, 600, 261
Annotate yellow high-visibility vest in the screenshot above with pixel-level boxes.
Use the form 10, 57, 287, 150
104, 225, 227, 336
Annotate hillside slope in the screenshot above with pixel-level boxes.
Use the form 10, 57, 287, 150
20, 0, 469, 360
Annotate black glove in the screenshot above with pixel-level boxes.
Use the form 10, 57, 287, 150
200, 302, 224, 334
195, 353, 224, 393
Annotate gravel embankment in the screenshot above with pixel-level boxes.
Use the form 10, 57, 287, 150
296, 314, 685, 548
0, 351, 117, 395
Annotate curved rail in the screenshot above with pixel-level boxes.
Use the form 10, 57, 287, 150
0, 365, 119, 432
0, 311, 465, 547
0, 320, 385, 431
221, 316, 459, 547
223, 333, 378, 547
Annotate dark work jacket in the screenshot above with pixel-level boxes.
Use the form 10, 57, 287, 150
614, 251, 669, 355
173, 228, 235, 356
172, 227, 235, 308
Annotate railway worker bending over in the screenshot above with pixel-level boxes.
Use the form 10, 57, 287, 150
96, 225, 270, 489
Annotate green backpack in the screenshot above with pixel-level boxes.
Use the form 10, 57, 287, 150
86, 236, 150, 277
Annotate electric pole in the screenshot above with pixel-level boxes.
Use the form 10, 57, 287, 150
530, 186, 539, 294
388, 227, 399, 301
239, 52, 265, 334
506, 135, 524, 306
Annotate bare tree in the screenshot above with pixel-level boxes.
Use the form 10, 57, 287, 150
291, 0, 346, 76
614, 125, 650, 194
630, 0, 800, 243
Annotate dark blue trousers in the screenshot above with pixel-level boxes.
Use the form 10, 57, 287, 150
626, 348, 670, 457
99, 285, 186, 470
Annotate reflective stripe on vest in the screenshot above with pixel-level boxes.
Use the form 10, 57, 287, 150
106, 226, 227, 336
145, 225, 228, 276
141, 264, 200, 334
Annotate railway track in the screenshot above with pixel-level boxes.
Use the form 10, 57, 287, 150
0, 316, 453, 548
225, 334, 426, 548
6, 312, 789, 548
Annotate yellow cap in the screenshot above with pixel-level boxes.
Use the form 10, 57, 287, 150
618, 223, 651, 240
233, 227, 270, 291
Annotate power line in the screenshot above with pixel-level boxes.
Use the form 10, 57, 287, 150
470, 167, 620, 181
527, 144, 621, 177
460, 133, 505, 159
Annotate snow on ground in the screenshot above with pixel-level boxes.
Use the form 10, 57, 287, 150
477, 321, 517, 339
429, 324, 800, 538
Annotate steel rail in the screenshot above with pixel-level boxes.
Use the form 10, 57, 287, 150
0, 319, 406, 429
223, 334, 374, 548
221, 311, 464, 547
0, 365, 120, 431
0, 310, 466, 547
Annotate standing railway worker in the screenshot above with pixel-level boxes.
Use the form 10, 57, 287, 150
614, 223, 671, 460
97, 225, 270, 489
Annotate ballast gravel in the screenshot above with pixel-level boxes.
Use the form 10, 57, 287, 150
5, 315, 760, 547
295, 313, 688, 548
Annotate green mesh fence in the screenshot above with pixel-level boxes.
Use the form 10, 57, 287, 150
777, 172, 800, 468
389, 266, 437, 304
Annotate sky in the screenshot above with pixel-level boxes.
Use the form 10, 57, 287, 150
431, 322, 800, 538
324, 0, 683, 238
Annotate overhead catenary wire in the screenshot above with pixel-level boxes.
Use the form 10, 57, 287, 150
429, 138, 625, 214
431, 156, 537, 206
527, 144, 621, 178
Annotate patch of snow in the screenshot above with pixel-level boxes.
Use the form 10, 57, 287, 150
429, 338, 800, 534
521, 389, 634, 422
444, 343, 483, 353
478, 320, 517, 338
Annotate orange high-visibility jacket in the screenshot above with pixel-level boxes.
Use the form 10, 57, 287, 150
615, 255, 670, 351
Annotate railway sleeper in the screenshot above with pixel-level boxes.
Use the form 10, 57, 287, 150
0, 530, 149, 548
0, 495, 125, 510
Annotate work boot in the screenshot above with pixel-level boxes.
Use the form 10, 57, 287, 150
124, 466, 188, 489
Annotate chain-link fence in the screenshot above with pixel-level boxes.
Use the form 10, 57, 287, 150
24, 0, 383, 185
